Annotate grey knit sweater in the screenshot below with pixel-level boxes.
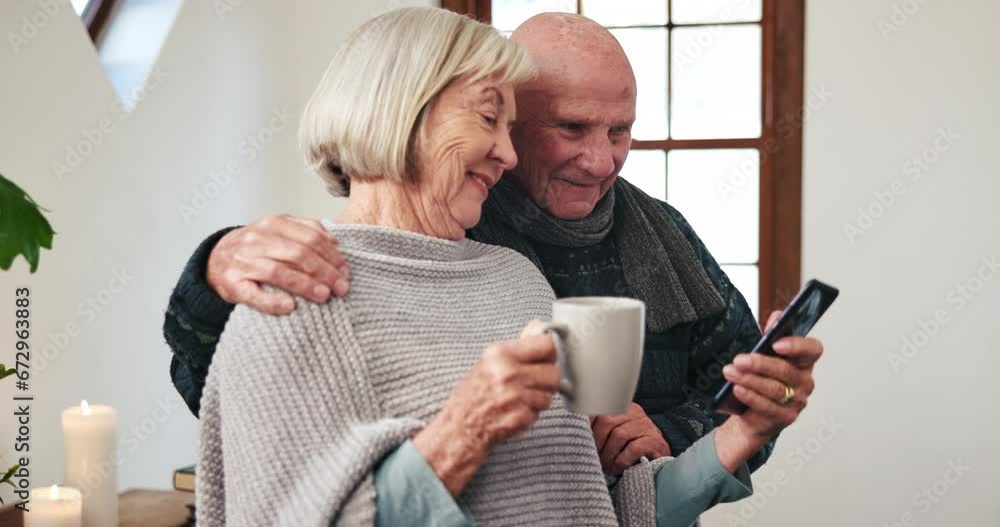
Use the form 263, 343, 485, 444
196, 224, 662, 526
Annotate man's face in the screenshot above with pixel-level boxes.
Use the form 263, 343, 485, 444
507, 73, 635, 220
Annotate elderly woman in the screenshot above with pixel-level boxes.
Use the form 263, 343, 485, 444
196, 7, 770, 527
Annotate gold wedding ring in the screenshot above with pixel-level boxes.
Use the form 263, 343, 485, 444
779, 384, 795, 406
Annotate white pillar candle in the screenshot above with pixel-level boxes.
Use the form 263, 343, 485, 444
25, 485, 82, 527
61, 401, 118, 527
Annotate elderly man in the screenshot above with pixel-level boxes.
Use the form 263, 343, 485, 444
166, 12, 821, 477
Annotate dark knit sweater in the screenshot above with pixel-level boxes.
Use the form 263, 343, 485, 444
164, 200, 772, 471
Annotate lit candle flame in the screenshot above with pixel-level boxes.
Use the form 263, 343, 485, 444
49, 484, 58, 499
80, 400, 91, 416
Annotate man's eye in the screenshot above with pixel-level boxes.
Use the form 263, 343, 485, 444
559, 122, 585, 133
611, 126, 632, 135
481, 114, 498, 127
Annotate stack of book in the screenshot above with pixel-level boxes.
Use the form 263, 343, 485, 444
174, 465, 196, 525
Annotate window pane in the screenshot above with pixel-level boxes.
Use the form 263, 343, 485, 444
671, 0, 762, 24
620, 149, 666, 201
666, 149, 758, 263
610, 28, 668, 140
722, 264, 759, 321
670, 25, 761, 139
491, 0, 578, 31
582, 0, 667, 27
71, 0, 90, 15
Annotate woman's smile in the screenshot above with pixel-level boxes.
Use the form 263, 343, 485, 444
467, 170, 498, 199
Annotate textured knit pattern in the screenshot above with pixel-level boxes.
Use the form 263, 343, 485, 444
474, 177, 725, 333
165, 226, 239, 416
609, 457, 673, 527
196, 224, 661, 526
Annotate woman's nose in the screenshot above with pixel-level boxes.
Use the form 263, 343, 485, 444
492, 131, 519, 170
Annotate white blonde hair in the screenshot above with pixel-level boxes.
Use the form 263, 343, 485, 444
299, 7, 535, 196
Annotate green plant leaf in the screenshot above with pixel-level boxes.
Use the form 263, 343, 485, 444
0, 463, 19, 504
0, 173, 55, 273
0, 364, 16, 381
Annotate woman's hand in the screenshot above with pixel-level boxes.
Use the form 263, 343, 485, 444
412, 328, 562, 496
714, 310, 825, 472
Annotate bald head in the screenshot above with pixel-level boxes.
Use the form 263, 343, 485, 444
503, 13, 637, 221
510, 13, 635, 94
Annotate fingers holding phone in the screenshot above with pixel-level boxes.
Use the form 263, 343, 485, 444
712, 279, 838, 413
724, 349, 816, 406
760, 310, 824, 369
772, 336, 825, 369
763, 309, 781, 332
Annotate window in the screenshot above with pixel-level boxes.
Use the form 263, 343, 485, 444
71, 0, 183, 111
442, 0, 806, 324
71, 0, 118, 41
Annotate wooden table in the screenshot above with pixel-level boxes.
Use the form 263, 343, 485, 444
0, 489, 193, 526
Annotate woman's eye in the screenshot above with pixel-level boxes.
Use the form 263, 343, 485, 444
481, 114, 498, 127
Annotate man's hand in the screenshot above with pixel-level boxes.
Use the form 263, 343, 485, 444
590, 402, 671, 474
715, 310, 825, 472
206, 214, 350, 315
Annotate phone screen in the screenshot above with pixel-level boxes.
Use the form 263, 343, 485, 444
711, 279, 839, 413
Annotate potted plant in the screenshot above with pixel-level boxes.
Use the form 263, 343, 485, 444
0, 362, 17, 500
0, 172, 54, 502
1, 173, 54, 272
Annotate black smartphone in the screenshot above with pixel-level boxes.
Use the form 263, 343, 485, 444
711, 279, 840, 414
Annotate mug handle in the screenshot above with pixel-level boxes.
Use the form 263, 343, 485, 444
523, 321, 574, 399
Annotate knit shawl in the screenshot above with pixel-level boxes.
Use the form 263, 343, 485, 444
196, 224, 673, 526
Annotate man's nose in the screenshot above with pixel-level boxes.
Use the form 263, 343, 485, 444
491, 131, 519, 170
575, 134, 616, 179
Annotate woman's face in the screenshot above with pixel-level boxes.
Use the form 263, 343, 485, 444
413, 76, 519, 234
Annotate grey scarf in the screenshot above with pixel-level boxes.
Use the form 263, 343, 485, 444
475, 177, 725, 331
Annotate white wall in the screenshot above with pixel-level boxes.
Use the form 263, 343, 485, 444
705, 0, 1000, 525
0, 0, 428, 501
4, 0, 996, 523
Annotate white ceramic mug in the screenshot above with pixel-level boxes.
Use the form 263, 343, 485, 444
527, 297, 645, 415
